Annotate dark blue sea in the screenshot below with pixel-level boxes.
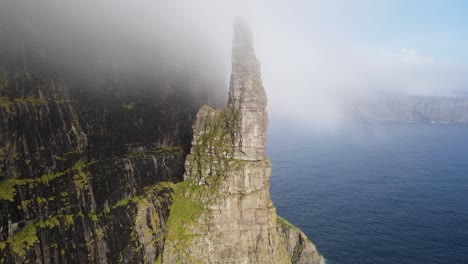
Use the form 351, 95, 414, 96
267, 122, 468, 264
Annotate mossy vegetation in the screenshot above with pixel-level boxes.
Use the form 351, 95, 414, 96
132, 196, 163, 252
14, 97, 46, 105
84, 181, 173, 225
165, 180, 205, 242
95, 229, 105, 240
277, 216, 297, 230
0, 97, 13, 114
0, 96, 48, 113
72, 161, 90, 195
0, 160, 93, 201
0, 179, 18, 201
4, 223, 38, 256
36, 214, 74, 229
0, 214, 75, 257
154, 256, 162, 264
121, 103, 134, 110
126, 146, 183, 159
0, 96, 73, 115
191, 105, 240, 157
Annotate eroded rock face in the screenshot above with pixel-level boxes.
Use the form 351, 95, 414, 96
162, 18, 325, 264
229, 18, 268, 161
0, 16, 325, 264
0, 19, 221, 263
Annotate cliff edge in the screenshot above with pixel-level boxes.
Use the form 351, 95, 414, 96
162, 18, 325, 264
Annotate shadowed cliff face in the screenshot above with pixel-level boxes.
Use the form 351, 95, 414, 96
0, 14, 324, 263
162, 18, 325, 264
0, 17, 225, 263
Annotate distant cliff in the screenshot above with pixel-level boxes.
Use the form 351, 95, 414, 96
351, 95, 468, 123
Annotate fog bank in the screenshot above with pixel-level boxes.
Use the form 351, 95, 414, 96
1, 0, 467, 130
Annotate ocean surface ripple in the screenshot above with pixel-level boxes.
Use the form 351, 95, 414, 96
267, 123, 468, 264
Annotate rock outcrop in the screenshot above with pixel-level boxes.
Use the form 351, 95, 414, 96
162, 18, 325, 264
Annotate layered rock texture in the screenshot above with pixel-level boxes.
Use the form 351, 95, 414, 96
0, 15, 221, 263
0, 15, 324, 264
162, 18, 325, 264
351, 95, 468, 123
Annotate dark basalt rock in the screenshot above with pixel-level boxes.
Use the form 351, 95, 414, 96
0, 18, 223, 263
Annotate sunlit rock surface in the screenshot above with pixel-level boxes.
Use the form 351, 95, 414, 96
162, 18, 325, 264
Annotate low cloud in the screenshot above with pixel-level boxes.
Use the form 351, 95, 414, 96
1, 0, 466, 130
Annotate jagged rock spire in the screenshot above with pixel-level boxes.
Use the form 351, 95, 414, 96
229, 17, 267, 111
228, 17, 268, 161
184, 18, 268, 163
164, 18, 325, 264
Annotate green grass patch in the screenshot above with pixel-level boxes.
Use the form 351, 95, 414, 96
277, 216, 297, 230
191, 104, 240, 158
0, 214, 75, 256
0, 179, 21, 201
165, 180, 205, 241
6, 223, 38, 256
0, 160, 92, 202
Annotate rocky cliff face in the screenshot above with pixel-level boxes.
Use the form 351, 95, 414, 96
0, 16, 324, 264
0, 18, 222, 263
351, 95, 468, 123
162, 18, 325, 264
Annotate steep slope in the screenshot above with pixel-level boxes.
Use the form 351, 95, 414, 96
0, 18, 223, 263
0, 15, 324, 263
162, 18, 325, 264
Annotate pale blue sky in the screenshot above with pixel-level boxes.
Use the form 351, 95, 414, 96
293, 0, 468, 63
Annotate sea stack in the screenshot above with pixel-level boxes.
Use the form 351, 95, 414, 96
162, 18, 325, 264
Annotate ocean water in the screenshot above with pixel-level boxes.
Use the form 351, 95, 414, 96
267, 122, 468, 264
